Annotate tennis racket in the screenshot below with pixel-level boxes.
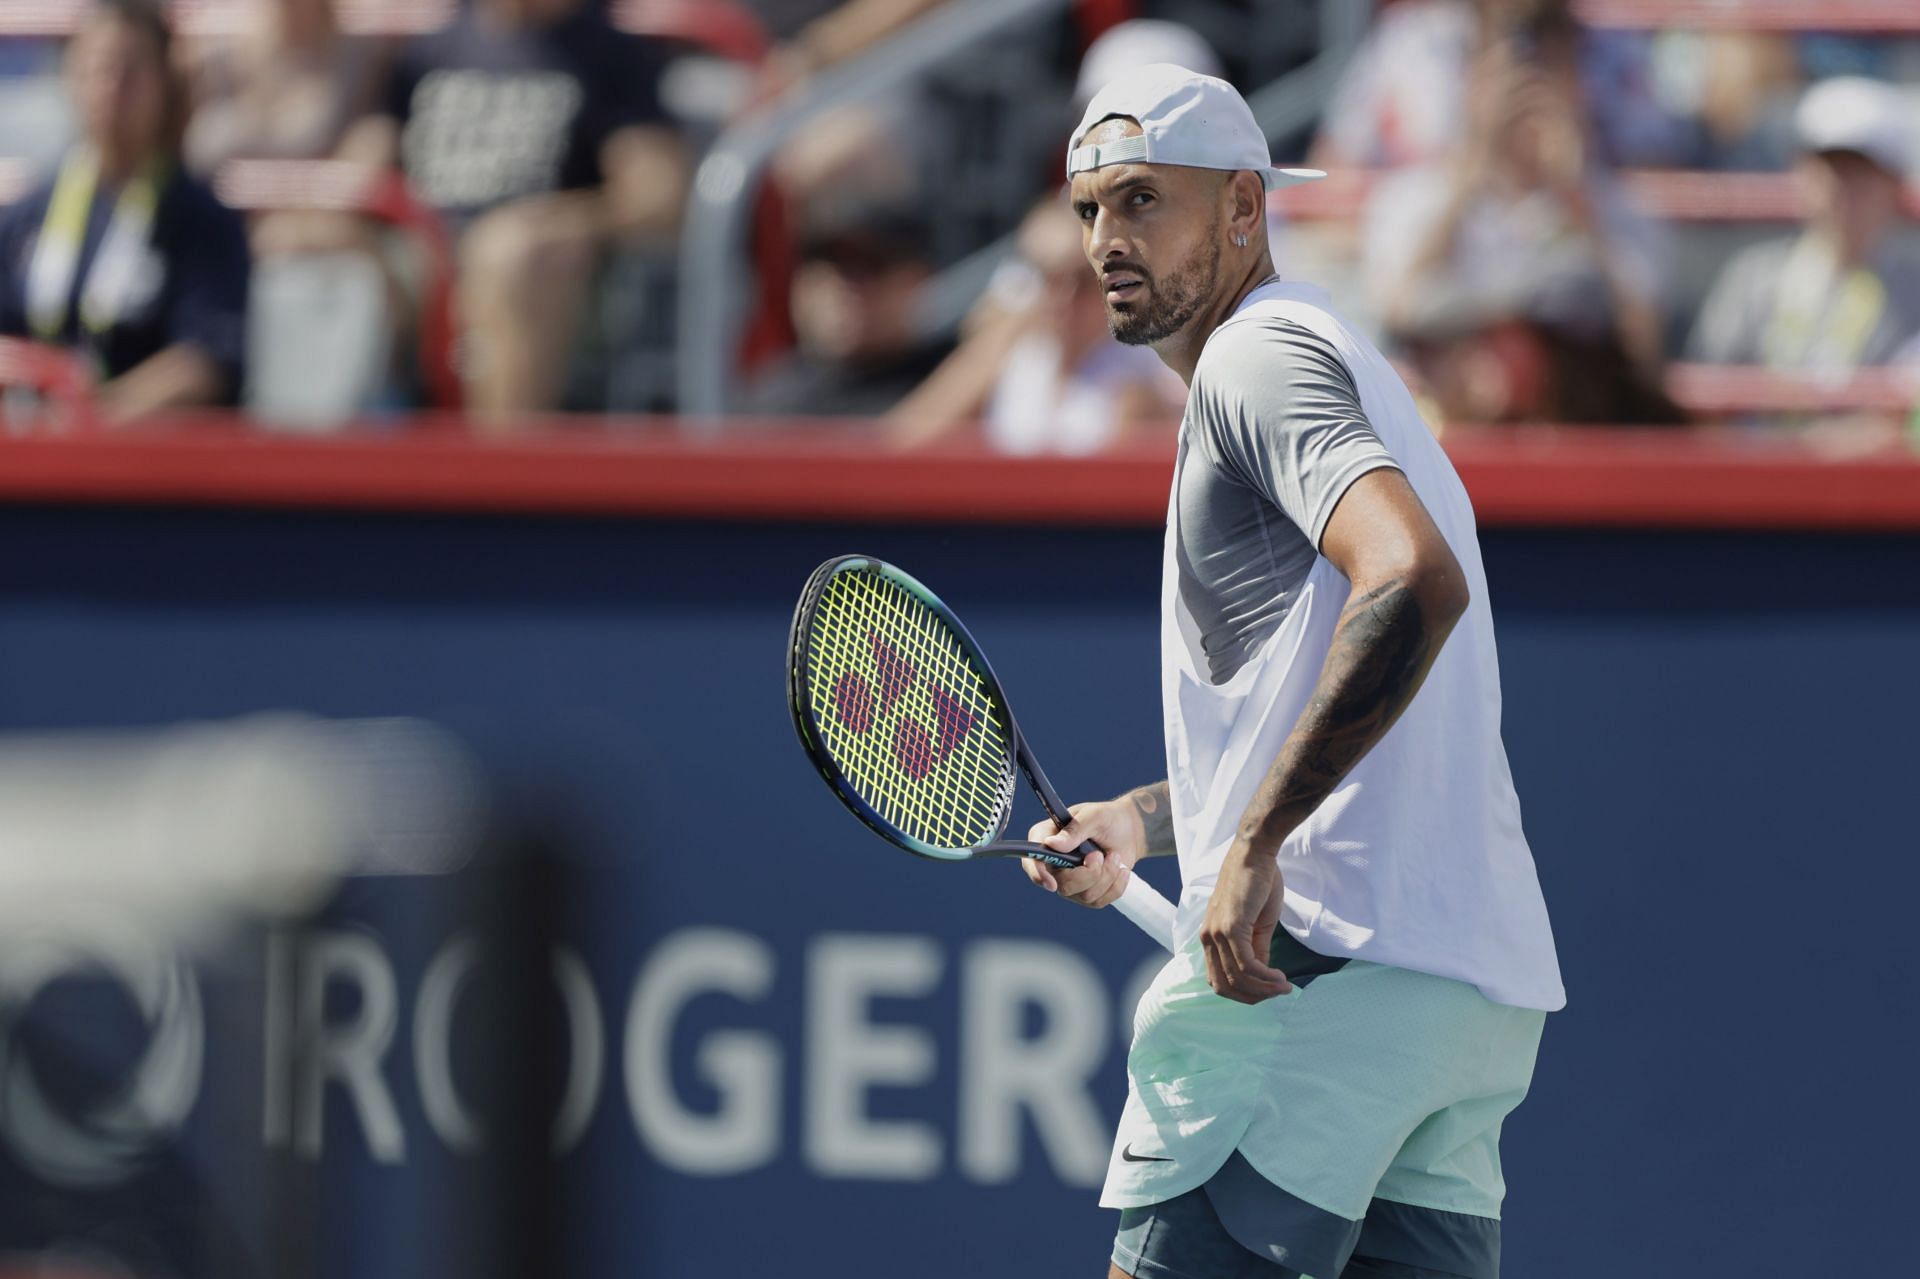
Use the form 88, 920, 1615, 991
788, 554, 1177, 952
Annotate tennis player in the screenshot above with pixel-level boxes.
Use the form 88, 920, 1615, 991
1021, 65, 1564, 1279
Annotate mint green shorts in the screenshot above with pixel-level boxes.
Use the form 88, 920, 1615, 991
1102, 931, 1547, 1279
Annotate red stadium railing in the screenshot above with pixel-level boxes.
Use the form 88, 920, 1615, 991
1270, 170, 1920, 224
0, 419, 1913, 532
1575, 0, 1920, 33
0, 0, 456, 38
6, 0, 1915, 38
0, 337, 95, 426
1667, 364, 1920, 417
0, 0, 768, 42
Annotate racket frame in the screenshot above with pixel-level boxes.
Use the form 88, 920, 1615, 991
788, 554, 1088, 870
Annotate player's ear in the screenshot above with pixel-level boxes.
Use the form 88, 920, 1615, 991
1226, 171, 1264, 245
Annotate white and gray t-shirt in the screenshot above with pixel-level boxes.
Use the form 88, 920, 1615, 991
1175, 312, 1400, 683
1158, 278, 1563, 1014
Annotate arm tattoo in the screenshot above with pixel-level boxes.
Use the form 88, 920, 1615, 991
1127, 780, 1176, 857
1237, 578, 1454, 853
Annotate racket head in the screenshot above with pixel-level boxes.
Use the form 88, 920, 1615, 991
789, 555, 1022, 861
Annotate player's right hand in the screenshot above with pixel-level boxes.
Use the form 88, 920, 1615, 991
1021, 800, 1144, 909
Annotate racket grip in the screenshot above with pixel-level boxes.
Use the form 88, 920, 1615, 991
1063, 837, 1176, 952
1111, 874, 1178, 954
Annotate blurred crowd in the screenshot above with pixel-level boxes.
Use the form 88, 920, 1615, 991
0, 0, 1914, 445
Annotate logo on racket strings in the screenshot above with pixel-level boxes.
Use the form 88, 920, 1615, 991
830, 632, 977, 779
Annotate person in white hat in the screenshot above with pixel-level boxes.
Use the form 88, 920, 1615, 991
1074, 19, 1225, 109
1688, 76, 1920, 371
1016, 64, 1563, 1279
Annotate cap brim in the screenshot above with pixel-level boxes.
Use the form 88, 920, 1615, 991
1262, 167, 1327, 191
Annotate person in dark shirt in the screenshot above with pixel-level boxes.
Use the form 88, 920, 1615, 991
0, 0, 250, 422
361, 0, 687, 424
740, 197, 952, 417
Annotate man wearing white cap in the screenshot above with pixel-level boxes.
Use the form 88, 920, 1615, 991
1688, 76, 1920, 370
1018, 64, 1562, 1278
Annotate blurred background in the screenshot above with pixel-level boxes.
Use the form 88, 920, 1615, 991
0, 1, 1915, 1276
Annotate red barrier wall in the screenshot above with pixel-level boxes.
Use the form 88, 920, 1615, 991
0, 419, 1917, 531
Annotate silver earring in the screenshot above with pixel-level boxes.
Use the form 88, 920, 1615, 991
1233, 233, 1249, 247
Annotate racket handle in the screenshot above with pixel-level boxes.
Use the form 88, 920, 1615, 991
1000, 839, 1178, 952
1063, 838, 1176, 952
1111, 873, 1178, 953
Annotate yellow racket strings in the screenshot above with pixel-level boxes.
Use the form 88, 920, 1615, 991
805, 570, 1012, 849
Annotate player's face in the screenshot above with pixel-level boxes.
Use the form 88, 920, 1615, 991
1070, 126, 1228, 347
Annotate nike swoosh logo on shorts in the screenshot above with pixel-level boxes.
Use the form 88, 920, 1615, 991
1121, 1144, 1172, 1163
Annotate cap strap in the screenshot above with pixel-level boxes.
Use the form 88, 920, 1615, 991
1067, 134, 1150, 177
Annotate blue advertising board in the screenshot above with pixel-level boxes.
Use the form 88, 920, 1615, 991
0, 508, 1915, 1276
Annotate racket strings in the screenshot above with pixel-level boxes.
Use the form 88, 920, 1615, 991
804, 570, 1013, 849
811, 574, 1006, 845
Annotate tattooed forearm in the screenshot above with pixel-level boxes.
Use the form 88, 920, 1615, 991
1126, 780, 1176, 857
1236, 576, 1460, 853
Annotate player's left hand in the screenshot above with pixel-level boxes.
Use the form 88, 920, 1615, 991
1200, 844, 1292, 1003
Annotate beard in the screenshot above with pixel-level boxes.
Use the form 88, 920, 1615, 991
1105, 229, 1221, 347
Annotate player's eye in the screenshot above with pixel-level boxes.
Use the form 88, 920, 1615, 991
1129, 191, 1155, 208
1074, 202, 1096, 221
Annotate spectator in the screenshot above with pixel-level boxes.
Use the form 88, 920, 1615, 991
878, 19, 1205, 447
1362, 9, 1680, 425
1072, 19, 1222, 111
1310, 0, 1687, 172
748, 0, 948, 105
740, 197, 951, 417
889, 196, 1182, 452
1687, 77, 1920, 373
362, 0, 688, 423
1668, 30, 1802, 171
1309, 0, 1477, 172
182, 0, 387, 176
746, 1, 950, 225
0, 0, 250, 423
177, 0, 402, 426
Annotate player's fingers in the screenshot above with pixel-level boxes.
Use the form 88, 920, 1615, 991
1028, 806, 1090, 844
1201, 923, 1285, 1003
1053, 851, 1108, 904
1247, 918, 1292, 995
1223, 933, 1290, 1003
1041, 819, 1091, 853
1041, 801, 1112, 853
1205, 940, 1276, 1004
1021, 856, 1058, 893
1088, 861, 1132, 909
1201, 930, 1231, 996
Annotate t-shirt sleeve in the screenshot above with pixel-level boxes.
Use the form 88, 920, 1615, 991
1191, 319, 1401, 548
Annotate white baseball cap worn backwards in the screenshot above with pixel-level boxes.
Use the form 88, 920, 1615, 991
1067, 62, 1325, 192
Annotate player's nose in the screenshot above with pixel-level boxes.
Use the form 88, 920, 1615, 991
1085, 209, 1132, 264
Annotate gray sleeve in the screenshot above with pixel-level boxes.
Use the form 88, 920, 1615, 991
1189, 319, 1401, 547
